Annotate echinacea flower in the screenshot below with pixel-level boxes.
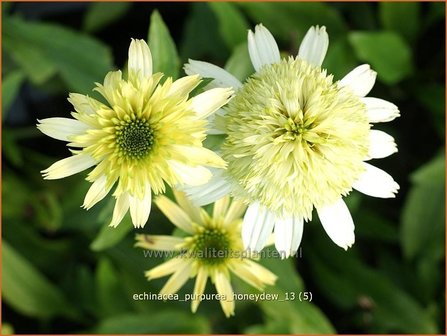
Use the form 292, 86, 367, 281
135, 191, 277, 317
38, 39, 233, 228
184, 25, 400, 257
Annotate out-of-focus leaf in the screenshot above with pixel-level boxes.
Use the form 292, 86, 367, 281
355, 209, 398, 243
349, 31, 413, 84
83, 2, 131, 33
2, 70, 25, 120
93, 312, 211, 333
2, 241, 77, 319
90, 203, 133, 251
416, 84, 445, 137
2, 130, 23, 166
2, 171, 29, 219
148, 10, 179, 79
95, 258, 133, 317
3, 16, 113, 93
307, 242, 438, 333
33, 191, 63, 231
1, 323, 14, 335
379, 3, 420, 42
180, 3, 228, 61
401, 153, 445, 261
225, 42, 253, 82
425, 2, 445, 28
208, 3, 249, 49
237, 2, 346, 43
323, 38, 357, 80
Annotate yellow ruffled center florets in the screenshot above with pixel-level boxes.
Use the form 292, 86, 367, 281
222, 57, 370, 220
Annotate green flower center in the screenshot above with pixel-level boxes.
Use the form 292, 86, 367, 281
115, 119, 154, 160
192, 227, 231, 266
221, 57, 370, 219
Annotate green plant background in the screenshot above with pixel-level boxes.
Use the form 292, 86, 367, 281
2, 2, 445, 334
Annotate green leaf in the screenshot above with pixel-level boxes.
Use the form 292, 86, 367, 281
90, 205, 133, 251
2, 129, 23, 167
83, 2, 131, 33
348, 31, 413, 84
2, 70, 25, 120
208, 3, 249, 49
415, 84, 445, 138
237, 2, 346, 43
401, 153, 445, 261
4, 16, 113, 93
148, 10, 180, 79
224, 43, 254, 82
379, 3, 420, 42
93, 312, 210, 333
2, 241, 77, 319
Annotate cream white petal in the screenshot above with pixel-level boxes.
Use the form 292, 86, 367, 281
159, 261, 192, 295
41, 154, 96, 180
128, 186, 152, 228
274, 216, 304, 259
128, 39, 152, 79
190, 87, 233, 119
167, 74, 201, 97
214, 271, 235, 318
135, 234, 184, 251
173, 190, 204, 226
242, 202, 275, 252
68, 93, 102, 115
168, 161, 212, 186
317, 198, 355, 250
109, 192, 130, 227
297, 26, 329, 67
213, 196, 230, 219
82, 175, 113, 210
353, 162, 400, 198
368, 130, 398, 159
184, 60, 242, 89
145, 257, 184, 280
155, 195, 194, 233
37, 118, 90, 142
229, 261, 265, 290
171, 145, 226, 167
224, 199, 247, 226
248, 24, 281, 72
362, 97, 400, 123
191, 268, 208, 313
339, 64, 377, 97
241, 259, 277, 285
181, 168, 233, 206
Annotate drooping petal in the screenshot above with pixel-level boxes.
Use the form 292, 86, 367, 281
367, 130, 398, 159
41, 154, 96, 180
191, 268, 208, 313
173, 190, 205, 226
317, 198, 355, 250
135, 234, 184, 251
168, 161, 212, 186
274, 216, 304, 258
229, 260, 276, 290
362, 97, 400, 123
82, 175, 113, 210
37, 118, 90, 142
223, 199, 247, 226
109, 192, 130, 227
181, 168, 233, 206
190, 87, 233, 119
145, 257, 184, 280
214, 271, 235, 318
155, 195, 194, 233
184, 60, 242, 89
242, 202, 275, 252
339, 64, 377, 97
353, 162, 400, 198
297, 26, 329, 67
248, 24, 281, 72
128, 39, 152, 80
128, 186, 152, 228
213, 196, 230, 219
159, 261, 193, 295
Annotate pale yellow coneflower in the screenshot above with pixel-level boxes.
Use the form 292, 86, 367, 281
184, 24, 400, 257
135, 191, 277, 317
38, 39, 233, 228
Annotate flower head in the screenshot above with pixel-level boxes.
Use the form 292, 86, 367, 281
135, 191, 277, 317
184, 25, 400, 256
38, 39, 233, 228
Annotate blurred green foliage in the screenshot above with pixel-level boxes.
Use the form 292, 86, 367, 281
2, 2, 445, 334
